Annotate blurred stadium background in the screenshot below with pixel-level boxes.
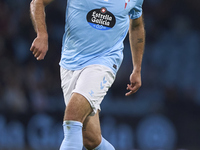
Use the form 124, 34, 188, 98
0, 0, 200, 149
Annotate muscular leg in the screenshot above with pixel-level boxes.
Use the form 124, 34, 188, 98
64, 92, 92, 123
59, 92, 93, 150
82, 111, 115, 150
60, 65, 115, 150
60, 92, 115, 150
83, 111, 102, 150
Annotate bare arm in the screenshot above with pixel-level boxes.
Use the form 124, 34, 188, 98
126, 15, 145, 96
30, 0, 54, 60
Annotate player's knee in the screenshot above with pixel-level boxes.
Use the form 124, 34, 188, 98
83, 135, 101, 150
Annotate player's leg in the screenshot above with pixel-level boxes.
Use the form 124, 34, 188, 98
60, 67, 93, 122
60, 67, 91, 150
64, 92, 92, 122
60, 92, 93, 150
83, 111, 115, 150
59, 65, 115, 150
83, 111, 101, 149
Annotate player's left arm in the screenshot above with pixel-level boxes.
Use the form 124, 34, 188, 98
126, 15, 145, 96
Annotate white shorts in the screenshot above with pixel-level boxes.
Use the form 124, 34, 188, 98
60, 65, 115, 116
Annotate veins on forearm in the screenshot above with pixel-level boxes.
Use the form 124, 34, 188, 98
30, 0, 47, 34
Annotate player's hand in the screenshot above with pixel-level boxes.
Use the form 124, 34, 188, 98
125, 69, 142, 96
30, 34, 48, 60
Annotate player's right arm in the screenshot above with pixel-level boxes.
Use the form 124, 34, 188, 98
30, 0, 54, 60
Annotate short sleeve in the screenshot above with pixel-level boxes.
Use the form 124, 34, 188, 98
129, 0, 144, 19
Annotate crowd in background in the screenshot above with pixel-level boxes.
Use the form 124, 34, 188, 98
0, 0, 200, 149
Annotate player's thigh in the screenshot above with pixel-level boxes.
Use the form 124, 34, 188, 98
83, 111, 101, 148
73, 65, 115, 116
61, 67, 93, 122
64, 92, 93, 123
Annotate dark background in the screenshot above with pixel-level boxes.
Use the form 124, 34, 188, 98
0, 0, 200, 149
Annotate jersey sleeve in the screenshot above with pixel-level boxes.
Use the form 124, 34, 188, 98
129, 0, 144, 19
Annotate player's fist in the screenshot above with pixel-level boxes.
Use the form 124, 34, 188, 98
30, 35, 48, 60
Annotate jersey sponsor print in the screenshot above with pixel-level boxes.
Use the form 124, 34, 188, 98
86, 7, 116, 30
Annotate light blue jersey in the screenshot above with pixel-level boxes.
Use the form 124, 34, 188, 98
59, 0, 143, 74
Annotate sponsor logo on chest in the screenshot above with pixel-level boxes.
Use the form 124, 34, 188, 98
86, 7, 116, 30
